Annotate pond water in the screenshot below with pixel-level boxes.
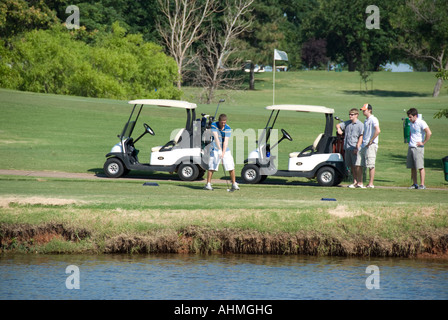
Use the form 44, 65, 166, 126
1, 254, 447, 301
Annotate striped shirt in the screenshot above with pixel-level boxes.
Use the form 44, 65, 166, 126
211, 122, 231, 151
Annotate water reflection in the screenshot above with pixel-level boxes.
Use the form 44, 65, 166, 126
1, 254, 447, 300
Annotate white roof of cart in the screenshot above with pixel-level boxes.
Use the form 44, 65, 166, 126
128, 99, 197, 109
266, 104, 334, 114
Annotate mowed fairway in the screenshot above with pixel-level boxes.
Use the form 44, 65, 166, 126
1, 71, 447, 255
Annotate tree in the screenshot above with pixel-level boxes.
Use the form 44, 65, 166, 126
301, 0, 399, 72
391, 0, 448, 97
0, 0, 59, 39
196, 0, 254, 103
0, 23, 181, 100
237, 0, 291, 89
157, 0, 216, 90
301, 38, 328, 70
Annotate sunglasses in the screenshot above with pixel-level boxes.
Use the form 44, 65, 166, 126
349, 113, 358, 116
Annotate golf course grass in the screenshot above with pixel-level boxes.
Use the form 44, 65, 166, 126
1, 71, 447, 257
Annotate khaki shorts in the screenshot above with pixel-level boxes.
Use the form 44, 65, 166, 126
356, 144, 378, 169
406, 147, 424, 169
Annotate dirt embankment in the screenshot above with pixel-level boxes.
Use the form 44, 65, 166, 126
1, 224, 448, 259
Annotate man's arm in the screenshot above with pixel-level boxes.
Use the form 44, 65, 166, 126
368, 125, 380, 146
418, 127, 432, 146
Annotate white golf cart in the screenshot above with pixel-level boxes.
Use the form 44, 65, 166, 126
104, 99, 207, 181
241, 104, 347, 186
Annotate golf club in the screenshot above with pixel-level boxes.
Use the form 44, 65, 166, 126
221, 157, 233, 192
213, 99, 226, 120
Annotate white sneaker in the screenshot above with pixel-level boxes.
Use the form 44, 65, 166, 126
348, 184, 356, 188
204, 183, 213, 191
366, 185, 375, 189
231, 182, 240, 190
356, 184, 366, 189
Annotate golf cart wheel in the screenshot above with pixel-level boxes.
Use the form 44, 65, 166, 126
316, 166, 336, 187
178, 163, 199, 181
333, 173, 344, 186
241, 164, 262, 184
104, 158, 125, 178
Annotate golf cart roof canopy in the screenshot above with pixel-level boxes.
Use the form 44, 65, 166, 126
266, 104, 334, 114
128, 99, 197, 109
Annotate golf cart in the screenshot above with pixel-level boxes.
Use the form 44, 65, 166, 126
241, 104, 347, 186
104, 99, 207, 181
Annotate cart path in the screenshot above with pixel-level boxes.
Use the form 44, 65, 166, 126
1, 169, 447, 190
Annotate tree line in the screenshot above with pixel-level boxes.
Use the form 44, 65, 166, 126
0, 0, 447, 101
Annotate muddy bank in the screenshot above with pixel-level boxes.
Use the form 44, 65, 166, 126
0, 223, 91, 252
1, 224, 447, 258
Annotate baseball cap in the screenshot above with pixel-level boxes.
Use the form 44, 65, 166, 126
360, 103, 372, 111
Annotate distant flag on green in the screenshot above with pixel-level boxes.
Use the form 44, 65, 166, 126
273, 49, 288, 105
274, 49, 288, 61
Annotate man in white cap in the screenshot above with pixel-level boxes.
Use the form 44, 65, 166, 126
355, 103, 380, 188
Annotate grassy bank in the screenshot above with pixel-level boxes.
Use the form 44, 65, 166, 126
1, 175, 447, 257
1, 71, 448, 256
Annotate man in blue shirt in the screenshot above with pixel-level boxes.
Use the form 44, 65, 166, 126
204, 114, 239, 191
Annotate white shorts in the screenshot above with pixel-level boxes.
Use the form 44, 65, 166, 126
208, 149, 235, 171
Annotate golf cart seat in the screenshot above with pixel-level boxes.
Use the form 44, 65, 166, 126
151, 128, 186, 152
289, 133, 323, 158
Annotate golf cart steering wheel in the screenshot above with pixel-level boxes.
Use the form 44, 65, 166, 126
143, 123, 155, 136
281, 129, 293, 141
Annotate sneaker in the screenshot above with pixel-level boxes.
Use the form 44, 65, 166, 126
231, 182, 240, 191
408, 184, 419, 189
348, 184, 357, 188
356, 184, 366, 189
418, 185, 426, 190
366, 185, 375, 189
204, 183, 213, 191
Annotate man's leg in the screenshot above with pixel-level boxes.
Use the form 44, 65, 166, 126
411, 168, 417, 185
353, 165, 361, 185
419, 168, 425, 186
207, 170, 214, 184
229, 170, 236, 184
368, 167, 375, 186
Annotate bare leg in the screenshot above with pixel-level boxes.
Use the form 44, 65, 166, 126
410, 168, 417, 185
207, 170, 215, 184
229, 170, 236, 184
368, 167, 375, 186
419, 168, 425, 186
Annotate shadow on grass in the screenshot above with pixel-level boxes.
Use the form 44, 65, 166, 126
88, 168, 186, 181
343, 90, 428, 98
388, 154, 445, 170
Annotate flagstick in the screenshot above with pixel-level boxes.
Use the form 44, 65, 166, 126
273, 55, 276, 105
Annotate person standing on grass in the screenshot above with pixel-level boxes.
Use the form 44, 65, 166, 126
336, 108, 364, 188
406, 108, 432, 190
356, 103, 380, 188
204, 114, 239, 191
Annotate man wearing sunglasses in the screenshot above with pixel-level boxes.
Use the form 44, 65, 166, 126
336, 108, 364, 188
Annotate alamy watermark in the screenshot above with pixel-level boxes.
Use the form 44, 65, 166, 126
366, 5, 380, 30
365, 265, 380, 290
65, 265, 80, 289
65, 5, 80, 30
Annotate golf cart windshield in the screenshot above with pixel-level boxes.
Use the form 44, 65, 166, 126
121, 99, 199, 148
128, 99, 197, 109
266, 104, 334, 114
263, 104, 335, 153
